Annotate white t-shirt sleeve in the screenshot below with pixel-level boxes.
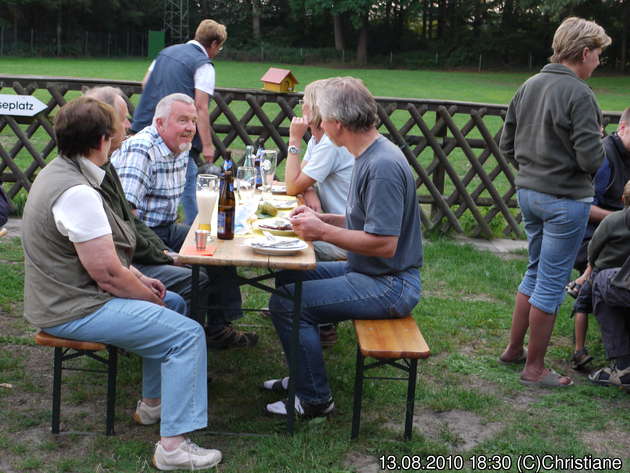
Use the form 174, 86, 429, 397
52, 185, 112, 243
302, 138, 337, 183
194, 64, 215, 96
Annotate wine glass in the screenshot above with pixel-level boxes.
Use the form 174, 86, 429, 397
261, 150, 277, 196
196, 174, 219, 236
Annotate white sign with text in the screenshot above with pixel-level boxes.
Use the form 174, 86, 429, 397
0, 94, 47, 117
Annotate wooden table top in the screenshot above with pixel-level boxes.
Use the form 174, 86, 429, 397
177, 216, 317, 271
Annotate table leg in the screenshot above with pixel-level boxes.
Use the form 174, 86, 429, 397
191, 265, 202, 326
286, 280, 302, 435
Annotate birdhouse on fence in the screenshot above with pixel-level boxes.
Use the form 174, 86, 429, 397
260, 67, 298, 93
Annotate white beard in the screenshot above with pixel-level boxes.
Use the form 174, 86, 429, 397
179, 142, 192, 153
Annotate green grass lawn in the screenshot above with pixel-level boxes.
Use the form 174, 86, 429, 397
1, 235, 629, 473
2, 57, 629, 111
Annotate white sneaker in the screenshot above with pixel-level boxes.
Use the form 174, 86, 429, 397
132, 400, 161, 425
266, 396, 334, 419
153, 439, 222, 471
262, 376, 289, 392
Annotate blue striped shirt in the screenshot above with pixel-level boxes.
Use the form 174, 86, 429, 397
111, 126, 188, 227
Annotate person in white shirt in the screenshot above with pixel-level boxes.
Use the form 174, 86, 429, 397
285, 79, 354, 262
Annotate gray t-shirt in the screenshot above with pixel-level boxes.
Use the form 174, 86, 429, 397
302, 134, 354, 215
346, 136, 423, 275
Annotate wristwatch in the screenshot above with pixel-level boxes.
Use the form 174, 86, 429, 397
287, 145, 301, 155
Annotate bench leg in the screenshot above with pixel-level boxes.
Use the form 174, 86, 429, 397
105, 347, 118, 436
351, 346, 365, 439
404, 358, 418, 440
52, 347, 62, 434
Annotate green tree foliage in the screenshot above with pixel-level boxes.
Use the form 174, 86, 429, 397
0, 0, 627, 71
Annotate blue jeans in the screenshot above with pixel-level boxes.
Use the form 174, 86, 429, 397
150, 222, 244, 323
517, 188, 590, 314
183, 154, 198, 226
269, 262, 421, 404
45, 292, 208, 437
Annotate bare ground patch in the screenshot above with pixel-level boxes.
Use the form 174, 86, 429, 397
581, 426, 630, 458
385, 408, 503, 451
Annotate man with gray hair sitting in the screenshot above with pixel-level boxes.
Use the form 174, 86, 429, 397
111, 93, 257, 348
263, 77, 423, 417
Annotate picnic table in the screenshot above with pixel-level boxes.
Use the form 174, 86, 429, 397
177, 195, 316, 434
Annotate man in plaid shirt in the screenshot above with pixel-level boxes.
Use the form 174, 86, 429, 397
112, 93, 258, 349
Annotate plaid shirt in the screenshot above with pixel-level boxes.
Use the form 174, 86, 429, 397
110, 126, 188, 228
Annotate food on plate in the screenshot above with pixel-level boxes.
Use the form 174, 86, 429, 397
258, 218, 293, 231
257, 201, 278, 217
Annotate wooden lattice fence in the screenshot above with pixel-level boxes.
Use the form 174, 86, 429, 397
0, 74, 622, 238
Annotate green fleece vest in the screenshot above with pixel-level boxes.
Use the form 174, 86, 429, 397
22, 156, 136, 328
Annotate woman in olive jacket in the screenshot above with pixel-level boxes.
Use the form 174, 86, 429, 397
499, 17, 611, 387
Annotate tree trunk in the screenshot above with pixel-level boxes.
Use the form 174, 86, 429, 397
252, 0, 261, 40
428, 0, 433, 39
621, 0, 628, 72
437, 0, 445, 39
473, 0, 483, 35
56, 3, 62, 56
333, 13, 345, 51
356, 15, 368, 65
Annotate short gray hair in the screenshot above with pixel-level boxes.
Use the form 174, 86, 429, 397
620, 106, 630, 126
153, 93, 194, 124
317, 77, 378, 132
83, 86, 126, 108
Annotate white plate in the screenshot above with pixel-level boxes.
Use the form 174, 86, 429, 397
255, 218, 296, 236
272, 185, 287, 194
245, 238, 307, 256
267, 198, 297, 210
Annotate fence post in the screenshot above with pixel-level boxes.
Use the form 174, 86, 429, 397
30, 28, 34, 55
478, 53, 482, 72
435, 51, 439, 65
2, 26, 5, 56
107, 32, 111, 56
260, 44, 264, 61
342, 50, 345, 63
390, 51, 393, 65
84, 31, 88, 56
528, 52, 533, 71
431, 112, 447, 221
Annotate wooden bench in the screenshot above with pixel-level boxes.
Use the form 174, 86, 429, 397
351, 316, 430, 440
35, 331, 118, 435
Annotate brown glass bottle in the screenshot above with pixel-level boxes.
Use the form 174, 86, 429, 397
217, 154, 236, 240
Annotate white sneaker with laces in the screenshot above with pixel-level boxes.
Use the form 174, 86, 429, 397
153, 439, 222, 471
132, 400, 161, 425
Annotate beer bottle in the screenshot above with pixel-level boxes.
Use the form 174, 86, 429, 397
217, 152, 236, 240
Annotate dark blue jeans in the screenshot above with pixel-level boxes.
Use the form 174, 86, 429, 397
269, 262, 421, 404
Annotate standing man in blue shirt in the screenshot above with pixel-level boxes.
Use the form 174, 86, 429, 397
132, 19, 226, 226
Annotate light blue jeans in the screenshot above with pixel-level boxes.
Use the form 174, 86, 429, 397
45, 292, 208, 437
269, 262, 421, 404
182, 154, 198, 226
517, 188, 591, 314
